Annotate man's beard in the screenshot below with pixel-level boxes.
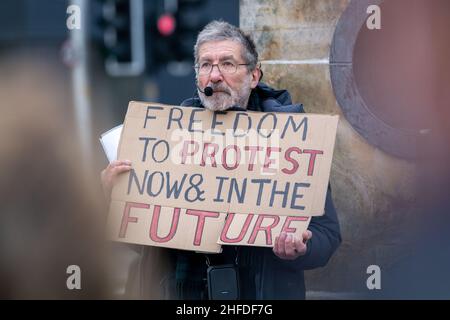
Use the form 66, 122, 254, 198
198, 78, 252, 111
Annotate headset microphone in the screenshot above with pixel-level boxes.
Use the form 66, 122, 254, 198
198, 86, 214, 96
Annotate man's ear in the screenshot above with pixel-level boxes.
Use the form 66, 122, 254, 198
250, 67, 261, 89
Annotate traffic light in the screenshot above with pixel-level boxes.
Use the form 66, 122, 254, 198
147, 0, 209, 71
175, 0, 208, 60
95, 0, 209, 76
98, 0, 145, 76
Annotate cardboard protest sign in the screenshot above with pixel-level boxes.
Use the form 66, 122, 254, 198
107, 101, 338, 252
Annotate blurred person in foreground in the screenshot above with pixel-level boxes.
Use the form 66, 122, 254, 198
0, 56, 111, 299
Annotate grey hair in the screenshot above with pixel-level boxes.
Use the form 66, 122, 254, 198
194, 20, 259, 72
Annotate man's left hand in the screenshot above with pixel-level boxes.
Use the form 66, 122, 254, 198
273, 230, 312, 260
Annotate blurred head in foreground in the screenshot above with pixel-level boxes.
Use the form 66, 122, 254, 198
0, 50, 111, 299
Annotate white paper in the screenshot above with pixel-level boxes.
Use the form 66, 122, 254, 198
99, 124, 123, 163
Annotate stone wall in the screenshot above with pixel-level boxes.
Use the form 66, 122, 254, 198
240, 0, 417, 295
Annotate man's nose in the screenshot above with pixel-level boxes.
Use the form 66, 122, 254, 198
209, 65, 223, 83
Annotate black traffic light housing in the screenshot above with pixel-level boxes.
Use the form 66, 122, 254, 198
97, 0, 145, 76
147, 0, 209, 72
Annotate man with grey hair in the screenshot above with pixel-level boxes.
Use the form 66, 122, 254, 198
101, 20, 341, 300
188, 20, 261, 112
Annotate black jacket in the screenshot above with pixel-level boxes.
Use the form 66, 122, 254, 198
178, 83, 342, 300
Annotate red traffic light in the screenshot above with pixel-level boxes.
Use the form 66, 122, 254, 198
157, 14, 176, 36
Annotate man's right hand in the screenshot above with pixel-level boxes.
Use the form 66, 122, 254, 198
100, 160, 132, 200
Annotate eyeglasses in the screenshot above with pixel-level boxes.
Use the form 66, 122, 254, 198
194, 61, 250, 75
